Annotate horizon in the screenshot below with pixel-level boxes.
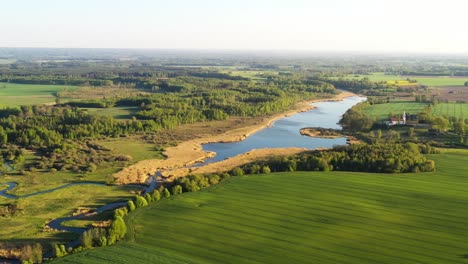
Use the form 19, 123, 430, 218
2, 0, 468, 54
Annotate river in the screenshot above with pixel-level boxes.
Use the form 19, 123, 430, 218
199, 96, 366, 164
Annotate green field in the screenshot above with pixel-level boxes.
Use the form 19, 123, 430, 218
431, 103, 468, 119
342, 73, 468, 87
96, 138, 165, 163
55, 149, 468, 264
363, 102, 428, 121
0, 82, 77, 107
0, 184, 140, 241
83, 106, 140, 120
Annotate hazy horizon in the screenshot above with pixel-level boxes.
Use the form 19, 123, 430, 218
2, 0, 468, 54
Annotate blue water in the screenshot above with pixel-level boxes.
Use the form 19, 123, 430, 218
200, 96, 366, 164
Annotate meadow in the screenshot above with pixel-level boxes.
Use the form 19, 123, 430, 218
362, 102, 428, 121
96, 138, 165, 163
83, 107, 140, 120
341, 73, 468, 87
0, 82, 77, 107
54, 149, 468, 264
431, 103, 468, 119
0, 184, 140, 241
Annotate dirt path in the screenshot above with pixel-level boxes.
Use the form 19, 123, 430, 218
113, 91, 357, 184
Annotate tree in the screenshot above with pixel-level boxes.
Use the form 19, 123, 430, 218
230, 167, 244, 176
135, 195, 148, 207
432, 116, 449, 131
262, 165, 271, 174
127, 200, 136, 211
465, 81, 468, 86
144, 193, 153, 203
109, 216, 127, 241
172, 185, 183, 195
163, 188, 171, 198
453, 120, 465, 135
152, 190, 161, 201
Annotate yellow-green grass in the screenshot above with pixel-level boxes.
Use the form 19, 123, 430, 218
61, 211, 114, 229
431, 103, 468, 119
83, 106, 139, 120
340, 72, 468, 87
0, 184, 140, 242
363, 102, 428, 121
1, 166, 120, 196
96, 138, 165, 163
54, 149, 468, 264
0, 82, 78, 107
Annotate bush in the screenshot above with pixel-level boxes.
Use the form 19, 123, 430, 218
108, 216, 127, 241
144, 193, 153, 203
127, 200, 136, 211
230, 167, 244, 176
163, 188, 171, 198
152, 190, 161, 201
135, 195, 148, 207
171, 185, 183, 195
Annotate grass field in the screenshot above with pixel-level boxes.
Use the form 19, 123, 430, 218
83, 107, 140, 120
96, 138, 165, 163
363, 102, 428, 121
54, 149, 468, 264
431, 103, 468, 119
341, 73, 468, 87
0, 82, 77, 107
0, 184, 140, 241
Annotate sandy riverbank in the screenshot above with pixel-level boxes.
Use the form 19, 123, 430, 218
113, 91, 357, 184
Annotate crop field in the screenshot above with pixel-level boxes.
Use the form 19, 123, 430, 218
341, 73, 468, 87
0, 82, 77, 107
363, 102, 428, 121
55, 149, 468, 264
431, 103, 468, 119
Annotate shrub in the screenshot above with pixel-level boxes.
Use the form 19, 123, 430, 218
230, 167, 244, 176
144, 193, 153, 203
135, 195, 148, 207
109, 216, 127, 241
171, 185, 183, 195
152, 190, 161, 201
163, 188, 171, 198
127, 200, 136, 211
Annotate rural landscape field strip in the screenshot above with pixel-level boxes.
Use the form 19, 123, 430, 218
53, 150, 468, 264
362, 102, 428, 120
432, 103, 468, 118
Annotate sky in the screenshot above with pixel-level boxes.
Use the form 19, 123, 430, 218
1, 0, 468, 53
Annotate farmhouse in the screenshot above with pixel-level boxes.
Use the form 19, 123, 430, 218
385, 112, 406, 126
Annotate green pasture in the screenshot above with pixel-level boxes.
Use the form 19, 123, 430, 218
0, 184, 140, 241
0, 82, 77, 107
96, 138, 165, 163
55, 149, 468, 264
341, 72, 468, 87
363, 102, 428, 121
431, 103, 468, 119
83, 106, 139, 120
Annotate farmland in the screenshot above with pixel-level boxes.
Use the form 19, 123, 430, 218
0, 82, 77, 107
340, 73, 468, 87
431, 103, 468, 119
362, 102, 428, 121
54, 149, 468, 264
